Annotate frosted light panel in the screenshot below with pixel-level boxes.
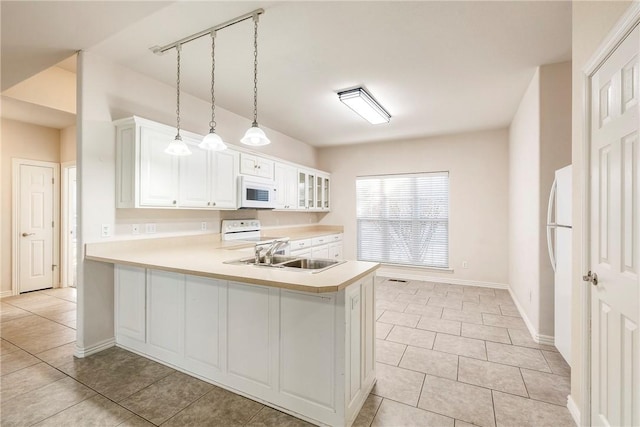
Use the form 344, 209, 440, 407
338, 88, 390, 124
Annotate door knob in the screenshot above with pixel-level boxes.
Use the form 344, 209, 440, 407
22, 232, 35, 237
583, 270, 598, 286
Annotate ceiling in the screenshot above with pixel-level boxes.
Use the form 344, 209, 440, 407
1, 95, 76, 129
2, 1, 571, 147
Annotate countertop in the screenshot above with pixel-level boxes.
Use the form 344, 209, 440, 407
85, 229, 379, 293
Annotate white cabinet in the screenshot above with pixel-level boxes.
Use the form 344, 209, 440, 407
329, 243, 343, 261
314, 174, 330, 210
274, 162, 298, 210
116, 117, 238, 210
312, 244, 330, 259
293, 234, 343, 260
139, 125, 180, 207
297, 169, 316, 210
115, 265, 146, 344
147, 269, 185, 365
240, 153, 274, 180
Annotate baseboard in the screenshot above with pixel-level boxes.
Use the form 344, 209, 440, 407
377, 268, 508, 290
507, 287, 556, 346
0, 290, 14, 298
567, 394, 580, 426
74, 337, 115, 358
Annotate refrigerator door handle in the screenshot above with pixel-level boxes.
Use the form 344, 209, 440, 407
546, 177, 558, 273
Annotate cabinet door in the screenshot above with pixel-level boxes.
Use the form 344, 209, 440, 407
361, 276, 376, 388
315, 175, 323, 209
329, 243, 343, 261
139, 126, 179, 207
185, 275, 223, 375
115, 265, 146, 344
256, 157, 274, 180
323, 176, 330, 211
311, 244, 330, 259
297, 171, 307, 209
212, 149, 238, 209
147, 270, 185, 364
275, 163, 297, 209
240, 153, 274, 180
179, 139, 210, 208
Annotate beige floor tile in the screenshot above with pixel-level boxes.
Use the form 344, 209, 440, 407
372, 398, 454, 427
462, 294, 480, 303
405, 281, 436, 291
486, 342, 551, 372
442, 308, 484, 325
120, 371, 213, 425
462, 287, 496, 297
461, 323, 511, 344
118, 414, 156, 426
455, 420, 477, 427
376, 299, 408, 313
376, 309, 385, 320
36, 306, 76, 324
387, 325, 436, 349
399, 346, 458, 380
457, 356, 527, 396
353, 394, 383, 427
417, 289, 449, 299
1, 348, 40, 375
462, 302, 500, 315
436, 283, 465, 294
479, 295, 514, 306
247, 406, 314, 426
395, 292, 429, 305
376, 322, 394, 339
499, 304, 520, 317
493, 390, 574, 427
418, 375, 495, 427
433, 334, 487, 360
377, 290, 401, 301
372, 362, 425, 406
35, 342, 77, 368
0, 376, 95, 426
0, 338, 20, 355
163, 385, 264, 426
1, 315, 76, 354
3, 294, 64, 312
417, 317, 461, 335
405, 303, 443, 318
482, 313, 527, 330
30, 300, 77, 317
1, 362, 65, 401
542, 350, 571, 377
507, 329, 557, 352
35, 394, 134, 427
40, 287, 77, 302
0, 303, 32, 323
378, 311, 421, 328
520, 368, 570, 405
376, 339, 406, 365
427, 296, 463, 310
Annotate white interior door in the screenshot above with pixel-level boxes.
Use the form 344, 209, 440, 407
19, 164, 55, 292
590, 25, 640, 427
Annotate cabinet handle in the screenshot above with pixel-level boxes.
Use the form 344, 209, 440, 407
212, 202, 216, 207
207, 202, 211, 206
172, 200, 176, 205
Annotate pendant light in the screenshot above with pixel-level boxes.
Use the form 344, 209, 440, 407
199, 31, 227, 151
241, 14, 271, 146
165, 44, 192, 156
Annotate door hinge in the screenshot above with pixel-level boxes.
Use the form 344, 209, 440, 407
52, 177, 54, 184
52, 264, 57, 271
52, 221, 55, 228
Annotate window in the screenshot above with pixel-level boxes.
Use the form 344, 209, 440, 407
356, 172, 449, 268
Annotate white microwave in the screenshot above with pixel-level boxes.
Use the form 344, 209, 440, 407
238, 176, 277, 209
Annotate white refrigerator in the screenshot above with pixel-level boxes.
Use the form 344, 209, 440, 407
546, 165, 572, 364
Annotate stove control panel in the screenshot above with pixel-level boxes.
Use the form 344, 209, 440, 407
221, 219, 261, 234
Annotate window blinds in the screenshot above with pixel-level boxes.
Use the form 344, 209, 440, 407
356, 172, 449, 268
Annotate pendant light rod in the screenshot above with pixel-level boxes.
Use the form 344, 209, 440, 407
150, 8, 265, 55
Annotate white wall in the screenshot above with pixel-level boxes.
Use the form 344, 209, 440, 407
508, 62, 571, 340
1, 119, 61, 294
317, 128, 509, 287
570, 0, 631, 415
508, 68, 541, 333
77, 51, 320, 352
60, 125, 76, 163
3, 66, 76, 114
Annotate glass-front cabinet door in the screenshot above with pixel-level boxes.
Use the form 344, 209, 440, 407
323, 176, 330, 210
316, 176, 323, 209
298, 171, 307, 209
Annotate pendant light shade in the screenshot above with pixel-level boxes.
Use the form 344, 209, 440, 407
165, 44, 192, 156
241, 14, 270, 147
241, 126, 270, 146
200, 31, 227, 151
165, 135, 192, 156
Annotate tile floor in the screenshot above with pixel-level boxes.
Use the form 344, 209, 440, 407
0, 279, 575, 426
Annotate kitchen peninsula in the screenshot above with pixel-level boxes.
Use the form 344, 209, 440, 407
85, 232, 379, 427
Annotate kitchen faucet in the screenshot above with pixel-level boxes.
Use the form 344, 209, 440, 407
263, 238, 290, 265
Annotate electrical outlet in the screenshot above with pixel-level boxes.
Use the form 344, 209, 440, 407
201, 222, 207, 231
462, 261, 468, 269
145, 223, 156, 234
101, 224, 111, 238
132, 224, 140, 235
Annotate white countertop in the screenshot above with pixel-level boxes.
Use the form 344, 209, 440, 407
85, 231, 379, 293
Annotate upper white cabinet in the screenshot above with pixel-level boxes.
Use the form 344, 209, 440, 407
240, 153, 274, 180
115, 116, 329, 211
274, 162, 298, 210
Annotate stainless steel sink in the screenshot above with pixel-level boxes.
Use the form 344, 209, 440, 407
224, 255, 345, 273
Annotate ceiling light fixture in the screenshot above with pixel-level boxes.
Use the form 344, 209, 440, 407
199, 31, 227, 151
241, 14, 271, 147
165, 44, 192, 156
338, 87, 391, 125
